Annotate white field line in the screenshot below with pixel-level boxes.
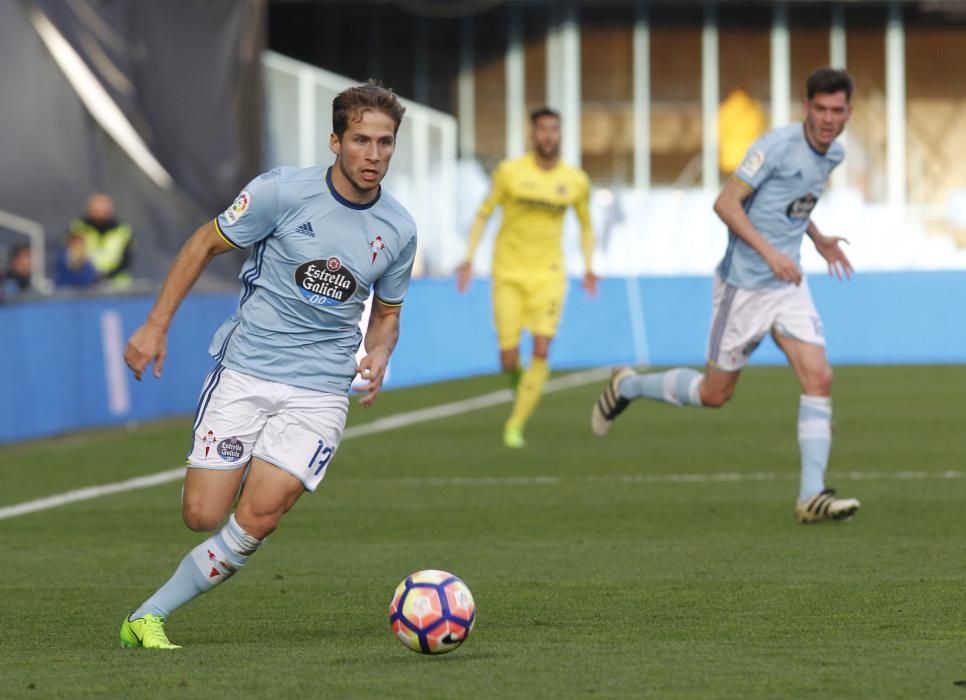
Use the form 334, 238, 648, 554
4, 369, 963, 521
0, 369, 610, 521
341, 470, 966, 489
0, 468, 187, 520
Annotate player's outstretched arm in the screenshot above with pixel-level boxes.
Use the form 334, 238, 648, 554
457, 211, 490, 294
806, 221, 853, 280
355, 300, 402, 407
124, 221, 237, 381
713, 178, 802, 285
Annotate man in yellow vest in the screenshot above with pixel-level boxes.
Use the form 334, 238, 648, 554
69, 193, 133, 286
718, 88, 766, 175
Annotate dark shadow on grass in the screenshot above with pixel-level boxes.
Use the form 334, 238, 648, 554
358, 651, 499, 666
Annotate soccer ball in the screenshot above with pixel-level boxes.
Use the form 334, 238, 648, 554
389, 569, 476, 654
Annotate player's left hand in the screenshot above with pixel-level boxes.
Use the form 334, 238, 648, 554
582, 272, 599, 297
124, 322, 168, 381
814, 236, 853, 280
354, 347, 390, 407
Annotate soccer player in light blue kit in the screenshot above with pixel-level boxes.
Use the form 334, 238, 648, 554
119, 83, 417, 649
592, 68, 860, 524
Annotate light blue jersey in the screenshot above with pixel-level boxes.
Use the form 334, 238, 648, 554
209, 166, 417, 394
717, 123, 844, 289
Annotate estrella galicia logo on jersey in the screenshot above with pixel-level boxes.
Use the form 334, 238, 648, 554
786, 193, 818, 220
216, 437, 244, 463
296, 257, 358, 306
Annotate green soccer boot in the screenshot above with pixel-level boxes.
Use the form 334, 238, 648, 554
120, 613, 182, 650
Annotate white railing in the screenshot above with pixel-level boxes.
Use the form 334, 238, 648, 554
0, 209, 51, 293
261, 51, 458, 276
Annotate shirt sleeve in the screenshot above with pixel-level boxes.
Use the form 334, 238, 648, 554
573, 171, 595, 273
733, 134, 782, 191
214, 169, 281, 249
475, 161, 508, 220
463, 161, 508, 263
373, 234, 417, 306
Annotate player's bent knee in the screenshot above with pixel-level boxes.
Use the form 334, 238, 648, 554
702, 393, 729, 408
808, 366, 834, 396
700, 385, 734, 408
234, 505, 285, 540
499, 349, 519, 372
822, 366, 834, 392
818, 367, 835, 396
181, 504, 225, 532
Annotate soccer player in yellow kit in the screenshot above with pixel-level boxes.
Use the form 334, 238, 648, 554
457, 107, 597, 448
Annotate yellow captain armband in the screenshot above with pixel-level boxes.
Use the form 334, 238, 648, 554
212, 219, 242, 249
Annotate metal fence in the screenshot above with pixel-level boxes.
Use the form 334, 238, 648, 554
0, 209, 50, 293
262, 51, 458, 277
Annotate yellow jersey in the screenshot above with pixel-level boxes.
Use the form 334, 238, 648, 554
465, 153, 594, 276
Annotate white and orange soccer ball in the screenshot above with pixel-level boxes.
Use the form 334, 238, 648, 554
388, 569, 476, 655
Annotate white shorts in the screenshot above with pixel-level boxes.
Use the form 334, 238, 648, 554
707, 274, 825, 371
186, 366, 349, 491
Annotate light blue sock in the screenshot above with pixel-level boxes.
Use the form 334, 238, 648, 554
618, 368, 703, 407
798, 395, 832, 501
132, 514, 262, 620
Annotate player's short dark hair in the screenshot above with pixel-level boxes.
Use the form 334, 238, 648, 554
530, 107, 561, 124
806, 67, 853, 101
332, 80, 406, 138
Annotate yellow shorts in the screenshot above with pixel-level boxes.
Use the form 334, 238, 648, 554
492, 272, 567, 350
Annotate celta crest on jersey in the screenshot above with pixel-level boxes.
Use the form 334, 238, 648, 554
370, 235, 385, 264
296, 257, 358, 306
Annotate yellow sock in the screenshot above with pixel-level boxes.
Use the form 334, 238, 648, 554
506, 357, 549, 430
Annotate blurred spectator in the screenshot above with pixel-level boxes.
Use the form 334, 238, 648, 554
2, 244, 35, 299
54, 231, 99, 289
718, 88, 766, 175
69, 193, 133, 286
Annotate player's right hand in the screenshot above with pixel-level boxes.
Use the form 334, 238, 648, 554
766, 251, 802, 286
455, 262, 472, 294
124, 323, 168, 381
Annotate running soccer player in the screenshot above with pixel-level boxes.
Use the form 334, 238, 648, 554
457, 107, 597, 449
591, 67, 860, 525
119, 83, 417, 649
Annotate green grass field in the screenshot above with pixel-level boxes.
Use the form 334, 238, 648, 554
2, 365, 965, 699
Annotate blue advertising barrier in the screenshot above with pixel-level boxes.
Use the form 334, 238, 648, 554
1, 271, 964, 443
